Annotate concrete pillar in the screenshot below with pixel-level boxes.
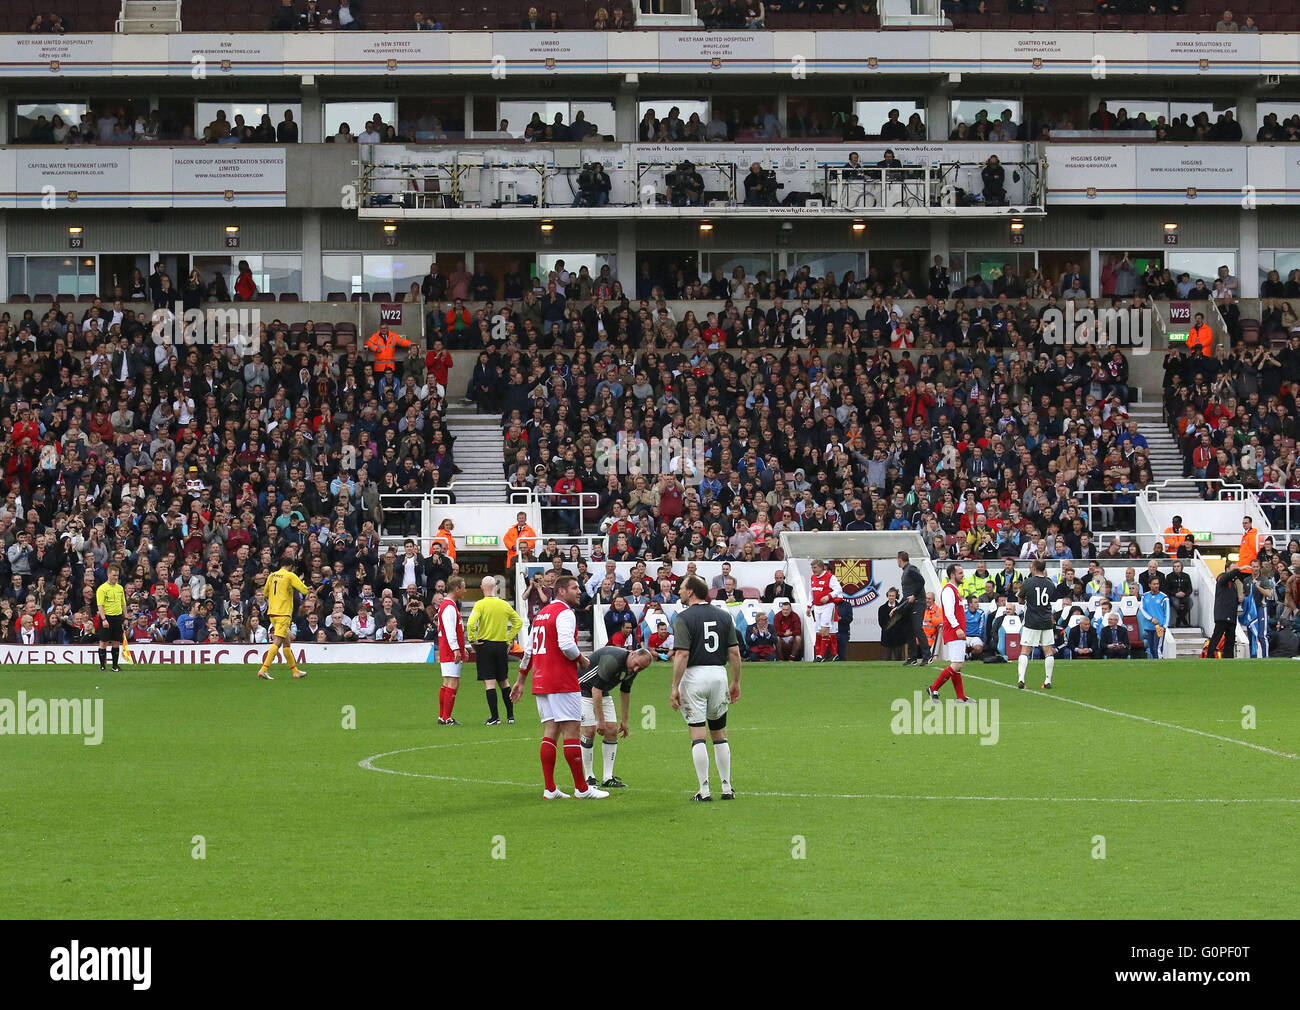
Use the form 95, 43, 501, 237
302, 210, 322, 301
927, 89, 949, 142
616, 219, 637, 284
0, 214, 8, 297
1236, 91, 1258, 141
301, 80, 323, 143
1239, 206, 1259, 299
930, 219, 950, 275
464, 92, 477, 138
615, 86, 638, 144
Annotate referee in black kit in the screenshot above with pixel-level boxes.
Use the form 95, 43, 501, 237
95, 562, 127, 671
897, 551, 931, 667
465, 575, 524, 724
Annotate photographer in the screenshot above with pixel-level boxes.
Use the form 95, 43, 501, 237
572, 161, 611, 207
743, 162, 780, 206
666, 160, 704, 207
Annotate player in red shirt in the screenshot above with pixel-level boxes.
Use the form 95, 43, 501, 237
807, 559, 844, 662
437, 576, 468, 725
511, 575, 608, 799
928, 563, 973, 703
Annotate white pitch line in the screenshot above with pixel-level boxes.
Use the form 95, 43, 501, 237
962, 672, 1300, 761
357, 743, 1300, 804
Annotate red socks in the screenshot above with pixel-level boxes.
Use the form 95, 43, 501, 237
439, 686, 458, 720
540, 738, 557, 791
928, 667, 967, 700
563, 739, 587, 791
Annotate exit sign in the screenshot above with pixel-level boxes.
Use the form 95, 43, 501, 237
1167, 332, 1189, 345
1194, 531, 1212, 542
465, 535, 499, 547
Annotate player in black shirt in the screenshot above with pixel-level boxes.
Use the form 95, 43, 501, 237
1017, 559, 1058, 690
579, 645, 653, 788
671, 575, 742, 802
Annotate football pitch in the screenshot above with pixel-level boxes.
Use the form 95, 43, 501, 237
3, 658, 1298, 920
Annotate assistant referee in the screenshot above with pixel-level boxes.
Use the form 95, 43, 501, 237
95, 562, 127, 672
466, 575, 524, 725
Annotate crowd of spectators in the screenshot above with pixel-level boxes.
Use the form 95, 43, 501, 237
464, 257, 1152, 598
0, 267, 464, 645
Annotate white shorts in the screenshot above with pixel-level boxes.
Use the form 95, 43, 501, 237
1021, 627, 1054, 648
581, 694, 617, 728
813, 603, 835, 632
440, 661, 462, 678
944, 639, 967, 664
679, 665, 729, 725
536, 691, 582, 725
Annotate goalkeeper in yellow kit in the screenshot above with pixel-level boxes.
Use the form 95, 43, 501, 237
258, 547, 312, 681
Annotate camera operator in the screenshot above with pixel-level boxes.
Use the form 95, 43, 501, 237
573, 160, 611, 207
743, 161, 781, 206
982, 154, 1007, 206
666, 159, 704, 207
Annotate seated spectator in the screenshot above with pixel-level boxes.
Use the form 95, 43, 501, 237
1064, 615, 1100, 660
772, 599, 804, 660
746, 612, 778, 661
1100, 612, 1130, 659
1215, 9, 1239, 31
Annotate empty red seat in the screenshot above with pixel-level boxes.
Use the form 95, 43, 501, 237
278, 293, 299, 302
325, 292, 347, 302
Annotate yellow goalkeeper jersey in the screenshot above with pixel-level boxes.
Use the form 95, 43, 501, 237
266, 567, 311, 617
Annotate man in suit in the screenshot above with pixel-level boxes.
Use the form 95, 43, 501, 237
1100, 612, 1129, 659
1165, 559, 1194, 627
1065, 614, 1100, 659
897, 551, 931, 666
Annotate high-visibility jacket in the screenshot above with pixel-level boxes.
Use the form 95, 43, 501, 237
1239, 527, 1259, 570
959, 571, 992, 600
1187, 322, 1212, 356
503, 522, 537, 568
365, 329, 411, 373
923, 602, 942, 648
430, 527, 456, 560
1162, 525, 1188, 554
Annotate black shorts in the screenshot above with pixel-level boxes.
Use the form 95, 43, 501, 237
99, 615, 123, 642
474, 640, 509, 682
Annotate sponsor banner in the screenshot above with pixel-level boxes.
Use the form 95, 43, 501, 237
14, 149, 130, 208
978, 32, 1091, 73
491, 32, 608, 71
168, 34, 286, 75
172, 148, 287, 206
1046, 145, 1137, 205
0, 643, 438, 666
1134, 145, 1245, 203
333, 32, 452, 74
814, 31, 929, 72
658, 32, 774, 73
0, 34, 114, 76
1146, 32, 1261, 74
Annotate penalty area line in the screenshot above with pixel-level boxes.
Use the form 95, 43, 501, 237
962, 672, 1300, 761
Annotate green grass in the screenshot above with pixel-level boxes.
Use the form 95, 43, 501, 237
2, 658, 1298, 919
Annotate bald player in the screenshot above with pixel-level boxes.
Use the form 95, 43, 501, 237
579, 645, 653, 789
